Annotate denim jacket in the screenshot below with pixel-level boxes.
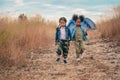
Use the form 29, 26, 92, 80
55, 26, 72, 42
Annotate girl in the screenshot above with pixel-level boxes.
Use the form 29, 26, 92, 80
55, 17, 72, 64
71, 15, 88, 61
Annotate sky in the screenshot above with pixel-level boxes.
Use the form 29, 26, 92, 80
0, 0, 120, 21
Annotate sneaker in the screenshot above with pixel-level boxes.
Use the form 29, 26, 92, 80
63, 60, 67, 64
76, 54, 83, 62
79, 54, 83, 59
56, 58, 60, 62
76, 58, 81, 62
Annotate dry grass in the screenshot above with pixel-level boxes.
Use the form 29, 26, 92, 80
88, 6, 120, 40
0, 6, 120, 67
0, 15, 56, 66
96, 6, 120, 39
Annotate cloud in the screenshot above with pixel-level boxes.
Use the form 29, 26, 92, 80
43, 3, 68, 10
1, 0, 118, 22
72, 8, 90, 14
13, 0, 24, 5
71, 8, 103, 16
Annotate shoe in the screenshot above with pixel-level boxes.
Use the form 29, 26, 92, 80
76, 58, 81, 62
63, 60, 67, 64
79, 54, 83, 59
56, 58, 60, 62
76, 54, 83, 62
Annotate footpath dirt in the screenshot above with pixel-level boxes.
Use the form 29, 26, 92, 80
0, 39, 120, 80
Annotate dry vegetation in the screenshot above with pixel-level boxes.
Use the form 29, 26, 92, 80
0, 6, 120, 80
0, 14, 56, 66
0, 6, 120, 67
97, 6, 120, 39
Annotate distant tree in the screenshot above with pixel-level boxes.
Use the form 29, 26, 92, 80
18, 14, 27, 21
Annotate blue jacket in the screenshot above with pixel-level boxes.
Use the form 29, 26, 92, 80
55, 27, 72, 42
71, 22, 88, 41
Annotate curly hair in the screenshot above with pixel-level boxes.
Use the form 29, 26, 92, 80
79, 15, 85, 22
72, 14, 78, 22
72, 14, 85, 22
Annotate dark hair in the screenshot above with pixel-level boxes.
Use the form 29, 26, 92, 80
79, 15, 85, 22
72, 14, 85, 22
72, 14, 78, 21
59, 17, 67, 23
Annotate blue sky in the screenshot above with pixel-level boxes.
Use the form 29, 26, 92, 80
0, 0, 120, 21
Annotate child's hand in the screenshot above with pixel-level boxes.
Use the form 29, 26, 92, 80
85, 32, 88, 35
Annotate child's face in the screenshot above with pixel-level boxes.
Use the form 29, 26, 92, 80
76, 19, 81, 27
59, 20, 66, 27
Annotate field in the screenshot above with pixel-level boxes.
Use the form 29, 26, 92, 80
0, 6, 120, 80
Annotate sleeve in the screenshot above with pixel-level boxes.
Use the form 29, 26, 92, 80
55, 28, 58, 42
68, 28, 72, 40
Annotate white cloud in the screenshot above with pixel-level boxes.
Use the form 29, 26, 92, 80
14, 0, 24, 6
43, 3, 68, 10
1, 1, 112, 22
71, 8, 103, 16
72, 8, 90, 15
43, 3, 52, 7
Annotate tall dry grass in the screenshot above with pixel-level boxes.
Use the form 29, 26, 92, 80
0, 15, 56, 66
88, 6, 120, 40
97, 6, 120, 39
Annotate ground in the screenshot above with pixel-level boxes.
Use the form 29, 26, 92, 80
0, 39, 120, 80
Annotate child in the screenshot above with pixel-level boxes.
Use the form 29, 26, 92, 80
55, 17, 72, 64
71, 15, 87, 62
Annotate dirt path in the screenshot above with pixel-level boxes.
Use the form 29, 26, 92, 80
0, 39, 120, 80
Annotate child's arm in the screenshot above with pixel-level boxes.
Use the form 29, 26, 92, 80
55, 28, 58, 45
68, 28, 72, 41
